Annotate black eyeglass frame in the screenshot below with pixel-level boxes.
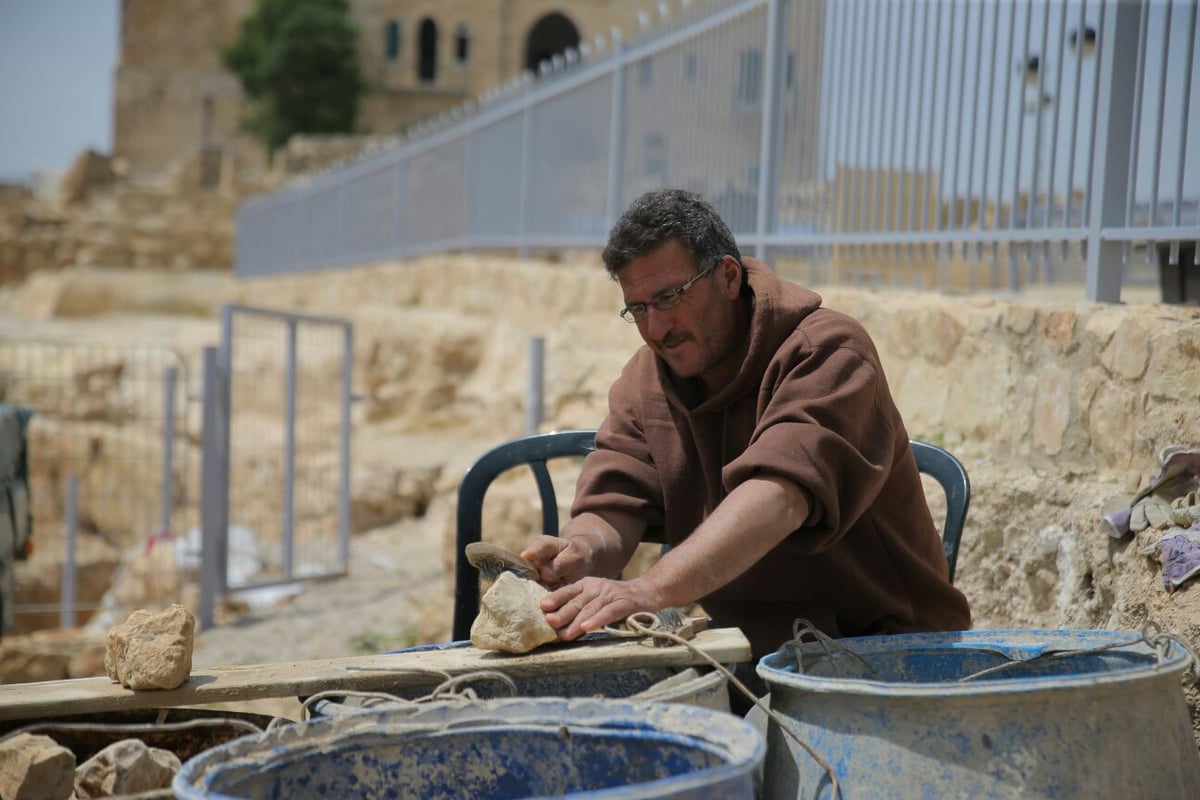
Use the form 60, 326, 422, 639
618, 262, 719, 323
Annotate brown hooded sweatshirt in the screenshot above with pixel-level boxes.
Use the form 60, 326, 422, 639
571, 258, 971, 658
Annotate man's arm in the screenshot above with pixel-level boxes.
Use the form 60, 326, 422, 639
520, 508, 646, 588
539, 473, 810, 639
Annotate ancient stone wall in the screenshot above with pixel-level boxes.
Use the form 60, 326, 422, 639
115, 0, 262, 176
233, 256, 1200, 643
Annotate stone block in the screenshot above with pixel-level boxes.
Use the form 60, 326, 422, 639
470, 571, 558, 654
104, 604, 194, 690
74, 739, 180, 799
0, 733, 75, 800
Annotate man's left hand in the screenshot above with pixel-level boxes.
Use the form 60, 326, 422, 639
540, 576, 664, 641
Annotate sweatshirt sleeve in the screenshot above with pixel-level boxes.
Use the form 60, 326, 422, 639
570, 354, 666, 530
722, 312, 902, 552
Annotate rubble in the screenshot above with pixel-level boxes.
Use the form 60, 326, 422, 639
0, 733, 75, 800
74, 738, 180, 799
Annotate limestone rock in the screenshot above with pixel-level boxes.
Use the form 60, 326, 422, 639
470, 571, 559, 654
104, 604, 194, 690
0, 732, 76, 800
0, 629, 108, 684
1039, 308, 1078, 353
74, 738, 180, 799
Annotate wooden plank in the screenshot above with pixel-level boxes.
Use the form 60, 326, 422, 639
0, 628, 750, 722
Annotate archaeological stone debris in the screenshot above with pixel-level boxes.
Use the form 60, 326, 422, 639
104, 604, 195, 691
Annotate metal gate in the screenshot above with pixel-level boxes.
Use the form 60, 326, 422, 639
199, 305, 353, 627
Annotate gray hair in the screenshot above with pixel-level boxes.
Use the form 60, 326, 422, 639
601, 189, 741, 279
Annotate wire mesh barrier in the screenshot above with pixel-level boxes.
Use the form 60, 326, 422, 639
0, 340, 196, 634
206, 306, 353, 600
0, 305, 354, 636
235, 0, 1196, 302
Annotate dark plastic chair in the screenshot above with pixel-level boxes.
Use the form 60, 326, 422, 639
451, 431, 970, 640
910, 439, 970, 584
452, 429, 597, 641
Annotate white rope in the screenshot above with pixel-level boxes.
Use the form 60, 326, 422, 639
0, 715, 265, 742
301, 668, 522, 720
613, 612, 842, 799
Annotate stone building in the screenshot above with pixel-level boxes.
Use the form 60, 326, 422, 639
114, 0, 658, 179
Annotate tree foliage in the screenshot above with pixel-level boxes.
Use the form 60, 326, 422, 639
223, 0, 363, 155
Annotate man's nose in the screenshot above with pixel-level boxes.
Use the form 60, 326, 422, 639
642, 306, 672, 339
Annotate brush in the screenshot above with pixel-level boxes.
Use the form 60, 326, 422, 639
465, 541, 539, 583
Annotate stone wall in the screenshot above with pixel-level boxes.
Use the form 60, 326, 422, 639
115, 0, 262, 176
233, 256, 1200, 645
0, 180, 238, 281
817, 288, 1197, 474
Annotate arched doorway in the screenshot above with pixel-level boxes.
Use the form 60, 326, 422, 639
418, 18, 437, 82
524, 12, 580, 73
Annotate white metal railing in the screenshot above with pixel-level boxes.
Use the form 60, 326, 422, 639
235, 0, 1199, 302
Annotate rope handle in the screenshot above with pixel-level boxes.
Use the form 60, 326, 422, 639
617, 612, 843, 799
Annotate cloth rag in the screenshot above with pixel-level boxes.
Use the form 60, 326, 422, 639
1141, 523, 1200, 591
1103, 446, 1200, 539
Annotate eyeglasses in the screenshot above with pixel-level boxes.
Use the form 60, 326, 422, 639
619, 265, 716, 323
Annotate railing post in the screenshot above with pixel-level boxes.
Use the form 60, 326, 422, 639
755, 0, 788, 262
282, 318, 298, 580
217, 305, 233, 594
526, 336, 545, 435
199, 346, 229, 630
1085, 0, 1142, 302
606, 30, 628, 227
60, 475, 77, 629
338, 323, 353, 573
159, 366, 177, 538
518, 83, 535, 259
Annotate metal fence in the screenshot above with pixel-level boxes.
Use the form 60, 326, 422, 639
197, 305, 353, 627
235, 0, 1199, 302
0, 340, 194, 634
0, 304, 354, 635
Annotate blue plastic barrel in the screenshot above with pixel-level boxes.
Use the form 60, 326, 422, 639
173, 698, 765, 800
757, 628, 1200, 799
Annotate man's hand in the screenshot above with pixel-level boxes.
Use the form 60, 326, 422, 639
539, 576, 665, 640
520, 511, 646, 588
520, 535, 593, 589
534, 475, 812, 640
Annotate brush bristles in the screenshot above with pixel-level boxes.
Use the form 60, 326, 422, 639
466, 542, 537, 582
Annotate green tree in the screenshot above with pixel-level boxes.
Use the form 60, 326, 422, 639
223, 0, 363, 155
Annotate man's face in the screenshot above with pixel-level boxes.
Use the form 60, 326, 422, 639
617, 239, 744, 391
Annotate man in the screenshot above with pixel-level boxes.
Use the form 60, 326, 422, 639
521, 189, 970, 662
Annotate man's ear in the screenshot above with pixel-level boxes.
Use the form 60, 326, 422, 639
719, 255, 742, 298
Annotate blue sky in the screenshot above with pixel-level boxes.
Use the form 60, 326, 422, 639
0, 0, 119, 184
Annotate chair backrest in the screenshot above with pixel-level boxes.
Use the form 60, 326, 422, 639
910, 439, 970, 584
452, 431, 969, 640
452, 429, 596, 640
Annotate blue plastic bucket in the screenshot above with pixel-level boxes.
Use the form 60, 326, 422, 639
308, 640, 729, 717
757, 628, 1200, 799
173, 698, 764, 800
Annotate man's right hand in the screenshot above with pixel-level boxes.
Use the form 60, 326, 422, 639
521, 510, 647, 589
520, 535, 593, 589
